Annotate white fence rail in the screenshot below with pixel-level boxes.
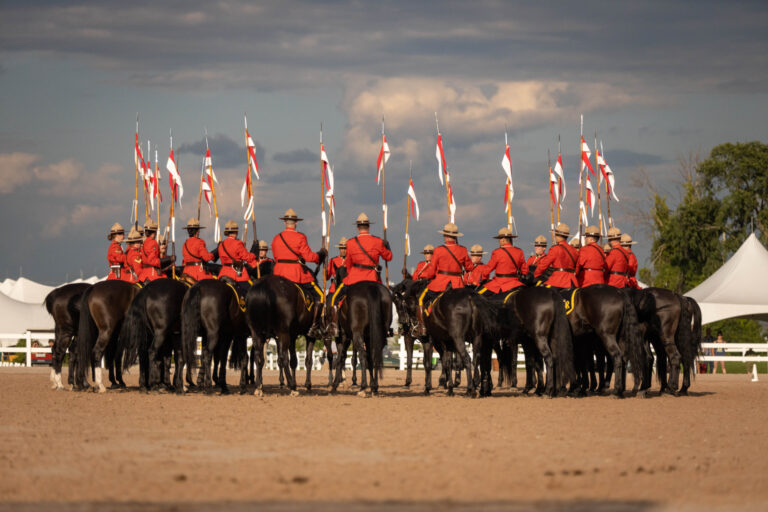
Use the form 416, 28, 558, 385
2, 331, 767, 371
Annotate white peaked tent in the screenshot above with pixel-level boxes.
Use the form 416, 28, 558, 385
0, 291, 54, 338
4, 277, 54, 303
685, 233, 768, 325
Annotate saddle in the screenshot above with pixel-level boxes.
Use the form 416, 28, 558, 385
294, 283, 315, 312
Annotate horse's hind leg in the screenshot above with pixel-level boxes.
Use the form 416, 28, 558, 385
534, 333, 556, 398
51, 329, 70, 390
661, 340, 683, 396
509, 340, 519, 389
422, 339, 433, 395
90, 329, 114, 393
148, 332, 166, 391
351, 343, 359, 387
404, 334, 415, 387
600, 333, 625, 398
304, 338, 315, 392
352, 332, 369, 397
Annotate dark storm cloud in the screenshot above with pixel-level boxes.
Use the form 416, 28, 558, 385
1, 1, 766, 92
177, 133, 266, 170
601, 149, 666, 168
272, 148, 316, 164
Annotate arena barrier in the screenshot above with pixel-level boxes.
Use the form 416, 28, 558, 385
2, 332, 767, 373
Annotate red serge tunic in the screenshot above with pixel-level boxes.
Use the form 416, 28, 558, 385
218, 237, 257, 282
343, 233, 393, 285
326, 255, 345, 293
466, 262, 486, 287
605, 245, 632, 288
627, 251, 639, 289
138, 238, 163, 282
576, 242, 607, 287
534, 241, 579, 288
413, 260, 430, 280
107, 242, 128, 281
124, 246, 142, 283
481, 244, 528, 293
526, 254, 543, 272
182, 236, 215, 281
271, 227, 318, 284
419, 243, 474, 292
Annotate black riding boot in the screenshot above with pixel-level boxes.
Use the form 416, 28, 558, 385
326, 306, 339, 338
307, 301, 324, 339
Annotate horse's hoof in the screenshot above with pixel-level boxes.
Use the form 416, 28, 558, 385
678, 389, 688, 396
96, 386, 106, 394
219, 387, 230, 396
289, 390, 300, 397
610, 392, 624, 399
423, 389, 430, 396
254, 388, 264, 397
239, 388, 248, 395
636, 390, 649, 399
357, 390, 369, 398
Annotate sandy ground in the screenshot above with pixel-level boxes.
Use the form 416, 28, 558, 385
0, 366, 766, 512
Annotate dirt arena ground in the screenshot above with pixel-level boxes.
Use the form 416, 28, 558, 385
0, 367, 766, 512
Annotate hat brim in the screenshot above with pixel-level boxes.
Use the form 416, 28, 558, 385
554, 231, 570, 237
493, 234, 518, 239
470, 251, 488, 256
356, 221, 375, 225
185, 225, 205, 230
621, 241, 638, 245
438, 230, 464, 237
279, 216, 304, 221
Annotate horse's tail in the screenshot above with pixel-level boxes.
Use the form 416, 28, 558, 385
246, 279, 273, 339
76, 287, 96, 381
619, 289, 645, 383
551, 292, 576, 387
367, 284, 386, 372
181, 284, 202, 371
678, 296, 701, 382
470, 293, 503, 339
229, 335, 248, 371
118, 289, 148, 372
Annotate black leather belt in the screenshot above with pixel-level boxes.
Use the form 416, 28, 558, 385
495, 273, 521, 278
352, 263, 377, 270
438, 270, 462, 276
141, 264, 159, 269
610, 271, 630, 276
277, 259, 300, 264
582, 267, 603, 271
185, 261, 203, 266
553, 268, 575, 273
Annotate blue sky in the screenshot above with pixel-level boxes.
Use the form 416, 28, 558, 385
1, 1, 767, 283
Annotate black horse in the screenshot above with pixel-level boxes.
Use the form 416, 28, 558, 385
119, 279, 195, 393
180, 279, 249, 394
679, 296, 702, 394
76, 280, 140, 392
44, 282, 92, 390
244, 275, 318, 396
329, 281, 392, 396
498, 287, 576, 397
566, 285, 645, 398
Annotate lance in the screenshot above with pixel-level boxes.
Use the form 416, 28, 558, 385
602, 141, 614, 228
505, 129, 512, 229
549, 149, 555, 244
166, 130, 177, 279
579, 115, 585, 242
435, 112, 453, 222
205, 128, 221, 242
133, 113, 140, 229
557, 135, 562, 225
381, 115, 390, 287
143, 140, 151, 222
320, 123, 328, 296
244, 114, 260, 278
155, 148, 161, 230
595, 132, 604, 236
403, 160, 413, 274
196, 152, 204, 222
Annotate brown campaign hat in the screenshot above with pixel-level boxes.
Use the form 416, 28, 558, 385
422, 244, 434, 254
108, 222, 125, 240
493, 227, 516, 239
438, 223, 463, 237
258, 239, 269, 250
554, 223, 570, 237
356, 212, 374, 225
126, 227, 143, 243
279, 208, 303, 221
569, 237, 581, 248
606, 227, 622, 240
224, 220, 239, 233
469, 244, 487, 256
603, 243, 612, 252
143, 219, 159, 232
620, 233, 637, 246
185, 218, 205, 230
532, 235, 548, 247
584, 225, 601, 238
336, 237, 348, 248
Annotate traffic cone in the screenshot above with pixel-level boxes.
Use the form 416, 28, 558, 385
751, 363, 759, 382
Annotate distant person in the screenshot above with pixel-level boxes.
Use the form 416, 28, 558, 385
713, 331, 727, 374
701, 327, 715, 373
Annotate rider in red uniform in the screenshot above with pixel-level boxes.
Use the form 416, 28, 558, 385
410, 245, 434, 281
218, 220, 257, 284
478, 227, 528, 297
621, 233, 639, 289
326, 237, 347, 295
415, 223, 474, 336
271, 209, 326, 338
138, 220, 167, 283
534, 223, 579, 290
181, 218, 215, 282
124, 227, 143, 283
327, 214, 392, 337
576, 225, 607, 287
605, 227, 632, 288
466, 245, 488, 288
526, 235, 547, 273
106, 223, 130, 281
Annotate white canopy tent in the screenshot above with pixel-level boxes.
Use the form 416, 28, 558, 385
0, 292, 54, 343
0, 275, 102, 304
685, 233, 768, 325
